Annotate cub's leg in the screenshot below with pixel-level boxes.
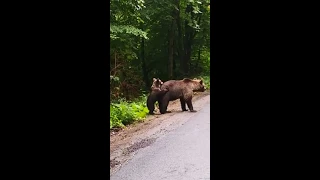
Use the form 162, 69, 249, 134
147, 95, 156, 114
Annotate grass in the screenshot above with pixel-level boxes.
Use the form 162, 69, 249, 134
110, 94, 149, 129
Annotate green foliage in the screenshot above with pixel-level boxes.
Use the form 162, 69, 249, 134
110, 95, 149, 129
110, 0, 148, 41
201, 75, 210, 90
110, 75, 120, 83
110, 25, 148, 40
110, 0, 210, 128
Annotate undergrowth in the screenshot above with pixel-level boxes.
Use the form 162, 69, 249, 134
110, 75, 210, 130
202, 75, 210, 89
110, 94, 149, 129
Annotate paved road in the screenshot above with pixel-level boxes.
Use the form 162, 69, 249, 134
111, 103, 210, 180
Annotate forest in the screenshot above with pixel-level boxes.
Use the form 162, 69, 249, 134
110, 0, 210, 129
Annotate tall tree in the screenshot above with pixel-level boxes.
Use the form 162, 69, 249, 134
110, 0, 210, 101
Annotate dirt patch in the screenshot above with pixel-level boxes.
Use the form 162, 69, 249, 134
110, 159, 120, 168
110, 90, 210, 175
123, 138, 156, 155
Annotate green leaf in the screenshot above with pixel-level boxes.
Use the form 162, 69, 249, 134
110, 25, 149, 39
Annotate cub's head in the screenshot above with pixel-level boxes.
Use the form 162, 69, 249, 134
151, 78, 164, 90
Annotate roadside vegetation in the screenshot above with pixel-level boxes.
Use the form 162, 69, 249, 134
110, 0, 210, 129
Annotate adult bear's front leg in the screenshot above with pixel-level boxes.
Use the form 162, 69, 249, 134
186, 98, 196, 112
180, 97, 188, 111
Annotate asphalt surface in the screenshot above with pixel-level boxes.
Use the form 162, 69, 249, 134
111, 102, 210, 180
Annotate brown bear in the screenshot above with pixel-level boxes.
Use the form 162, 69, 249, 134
158, 78, 206, 114
146, 78, 168, 114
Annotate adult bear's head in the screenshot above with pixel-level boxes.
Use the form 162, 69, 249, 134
182, 78, 206, 92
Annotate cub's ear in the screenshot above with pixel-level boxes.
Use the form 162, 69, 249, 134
153, 78, 157, 81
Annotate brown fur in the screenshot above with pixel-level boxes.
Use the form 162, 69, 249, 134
159, 78, 205, 114
147, 78, 168, 114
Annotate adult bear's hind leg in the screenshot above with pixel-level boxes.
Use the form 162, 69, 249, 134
159, 96, 170, 114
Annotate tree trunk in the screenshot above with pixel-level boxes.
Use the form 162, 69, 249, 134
140, 28, 149, 89
174, 0, 185, 77
197, 48, 201, 63
168, 19, 175, 79
195, 47, 201, 74
184, 36, 192, 75
184, 22, 192, 75
183, 4, 194, 75
183, 4, 202, 76
173, 50, 177, 78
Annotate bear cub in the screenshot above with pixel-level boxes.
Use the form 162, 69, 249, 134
147, 78, 168, 114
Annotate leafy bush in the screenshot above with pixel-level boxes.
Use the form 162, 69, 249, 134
202, 75, 210, 90
110, 95, 149, 129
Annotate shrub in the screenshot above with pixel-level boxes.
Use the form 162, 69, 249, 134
110, 94, 149, 129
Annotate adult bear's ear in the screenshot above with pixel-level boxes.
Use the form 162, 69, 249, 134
200, 80, 203, 84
